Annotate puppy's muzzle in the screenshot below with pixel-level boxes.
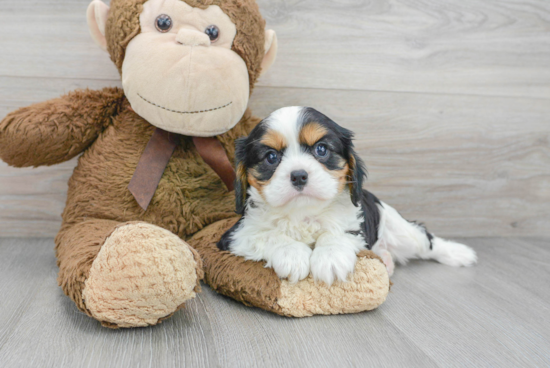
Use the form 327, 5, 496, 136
290, 170, 308, 191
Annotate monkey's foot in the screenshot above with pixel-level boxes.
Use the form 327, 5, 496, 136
82, 222, 202, 328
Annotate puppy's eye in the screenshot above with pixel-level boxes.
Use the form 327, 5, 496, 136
205, 25, 220, 42
315, 143, 328, 157
265, 151, 278, 165
155, 15, 173, 33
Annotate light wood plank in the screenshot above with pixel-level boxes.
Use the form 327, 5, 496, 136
0, 239, 54, 349
0, 0, 549, 98
1, 77, 548, 237
1, 237, 549, 367
257, 0, 550, 98
193, 286, 439, 368
383, 238, 550, 367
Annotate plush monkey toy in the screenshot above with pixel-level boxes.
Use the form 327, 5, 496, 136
0, 0, 389, 328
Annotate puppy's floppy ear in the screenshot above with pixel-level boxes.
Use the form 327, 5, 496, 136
338, 126, 367, 206
234, 137, 249, 215
348, 147, 367, 206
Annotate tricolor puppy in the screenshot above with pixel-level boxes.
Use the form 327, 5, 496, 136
218, 107, 477, 285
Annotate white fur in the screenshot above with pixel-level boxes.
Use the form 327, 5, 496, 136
261, 107, 339, 207
372, 201, 478, 276
229, 106, 365, 285
310, 232, 366, 286
230, 188, 365, 285
229, 106, 478, 284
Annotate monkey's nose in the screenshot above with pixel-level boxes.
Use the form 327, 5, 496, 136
175, 29, 210, 47
290, 170, 308, 191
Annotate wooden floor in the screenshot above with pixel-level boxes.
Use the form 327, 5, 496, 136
0, 237, 548, 367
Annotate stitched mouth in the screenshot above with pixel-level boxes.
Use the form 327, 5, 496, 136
138, 93, 232, 114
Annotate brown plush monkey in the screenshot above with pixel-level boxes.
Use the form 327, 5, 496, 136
0, 0, 389, 328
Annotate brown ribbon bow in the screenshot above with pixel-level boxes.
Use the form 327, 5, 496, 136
128, 127, 236, 211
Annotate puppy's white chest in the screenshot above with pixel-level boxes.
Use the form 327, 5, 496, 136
275, 217, 323, 246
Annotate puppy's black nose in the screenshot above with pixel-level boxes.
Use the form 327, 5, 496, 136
290, 170, 308, 190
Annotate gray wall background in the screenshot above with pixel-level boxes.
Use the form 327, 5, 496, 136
0, 0, 549, 237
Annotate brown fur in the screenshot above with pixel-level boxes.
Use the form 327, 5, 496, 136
333, 163, 349, 193
81, 222, 203, 328
261, 129, 287, 151
106, 0, 266, 92
58, 98, 257, 236
55, 219, 122, 316
348, 154, 357, 195
0, 88, 125, 167
299, 122, 328, 147
0, 85, 259, 325
189, 217, 284, 313
0, 0, 390, 327
236, 162, 248, 207
247, 168, 266, 192
49, 98, 254, 316
247, 171, 262, 193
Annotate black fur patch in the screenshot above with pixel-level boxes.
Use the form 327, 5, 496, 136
234, 121, 284, 214
408, 220, 434, 250
358, 189, 382, 249
300, 134, 347, 172
427, 232, 434, 250
234, 137, 249, 215
217, 217, 244, 251
299, 108, 351, 162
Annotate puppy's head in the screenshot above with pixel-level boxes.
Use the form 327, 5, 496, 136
235, 107, 366, 214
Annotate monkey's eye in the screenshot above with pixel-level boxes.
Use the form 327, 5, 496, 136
205, 25, 220, 42
314, 143, 328, 157
155, 15, 173, 33
265, 151, 279, 165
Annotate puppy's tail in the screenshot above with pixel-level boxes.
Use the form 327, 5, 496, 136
422, 236, 477, 267
375, 202, 477, 267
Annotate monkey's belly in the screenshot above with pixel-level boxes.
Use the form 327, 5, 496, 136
61, 120, 237, 239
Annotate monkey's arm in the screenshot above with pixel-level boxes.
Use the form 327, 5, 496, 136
0, 87, 124, 167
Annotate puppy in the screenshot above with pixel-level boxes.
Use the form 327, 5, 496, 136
218, 107, 477, 285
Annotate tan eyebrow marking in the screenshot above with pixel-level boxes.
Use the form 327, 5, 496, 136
299, 122, 328, 146
260, 129, 287, 151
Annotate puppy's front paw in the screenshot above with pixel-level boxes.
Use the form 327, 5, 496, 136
267, 244, 312, 283
310, 246, 357, 286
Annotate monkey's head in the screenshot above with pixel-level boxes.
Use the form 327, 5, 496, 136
87, 0, 277, 136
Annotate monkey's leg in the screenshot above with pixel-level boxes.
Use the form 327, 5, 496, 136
189, 218, 390, 317
56, 219, 203, 328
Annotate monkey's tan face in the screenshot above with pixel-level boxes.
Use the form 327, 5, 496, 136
121, 0, 250, 136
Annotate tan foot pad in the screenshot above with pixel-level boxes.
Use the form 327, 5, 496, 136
83, 222, 202, 328
189, 218, 391, 317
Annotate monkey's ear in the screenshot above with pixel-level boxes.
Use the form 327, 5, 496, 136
86, 0, 110, 52
348, 147, 367, 207
260, 30, 278, 77
234, 138, 249, 215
